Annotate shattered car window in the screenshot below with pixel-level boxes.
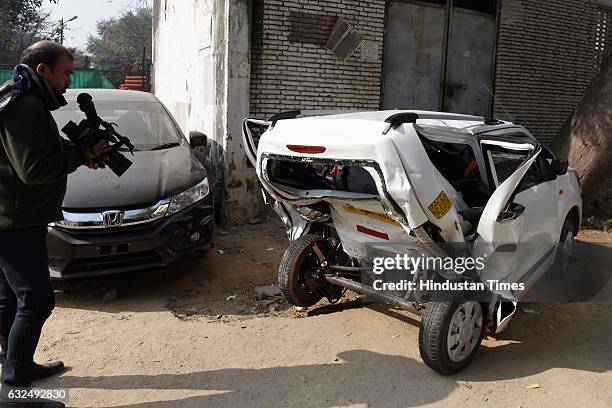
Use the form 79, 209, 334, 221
421, 138, 489, 207
486, 146, 528, 186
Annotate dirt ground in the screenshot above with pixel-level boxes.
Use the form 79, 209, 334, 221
33, 222, 612, 408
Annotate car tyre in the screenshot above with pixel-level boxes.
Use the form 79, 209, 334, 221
419, 294, 485, 374
551, 218, 576, 279
278, 234, 328, 307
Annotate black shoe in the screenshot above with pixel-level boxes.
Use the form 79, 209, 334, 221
29, 362, 65, 381
0, 358, 65, 382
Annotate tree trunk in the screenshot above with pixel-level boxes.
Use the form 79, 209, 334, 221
550, 53, 612, 218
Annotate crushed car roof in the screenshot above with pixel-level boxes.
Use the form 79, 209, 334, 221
294, 110, 527, 137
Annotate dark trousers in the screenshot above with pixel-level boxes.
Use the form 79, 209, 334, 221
0, 226, 54, 386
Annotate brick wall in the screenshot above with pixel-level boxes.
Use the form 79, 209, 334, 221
250, 0, 610, 143
250, 0, 386, 118
494, 0, 611, 144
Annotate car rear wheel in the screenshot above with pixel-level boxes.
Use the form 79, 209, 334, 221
278, 234, 329, 307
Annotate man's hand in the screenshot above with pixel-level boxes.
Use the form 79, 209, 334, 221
79, 139, 111, 170
91, 140, 111, 156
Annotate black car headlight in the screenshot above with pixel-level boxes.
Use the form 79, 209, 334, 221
167, 177, 210, 215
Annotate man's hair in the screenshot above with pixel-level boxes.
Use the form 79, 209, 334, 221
20, 40, 74, 71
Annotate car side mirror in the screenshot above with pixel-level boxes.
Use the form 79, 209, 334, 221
497, 202, 525, 223
551, 158, 568, 176
189, 131, 208, 149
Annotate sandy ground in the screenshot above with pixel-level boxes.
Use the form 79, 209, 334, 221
30, 223, 612, 408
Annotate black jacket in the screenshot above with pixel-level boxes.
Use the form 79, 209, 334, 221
0, 91, 87, 229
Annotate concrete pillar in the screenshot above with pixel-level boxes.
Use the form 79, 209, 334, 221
220, 0, 263, 223
153, 0, 262, 224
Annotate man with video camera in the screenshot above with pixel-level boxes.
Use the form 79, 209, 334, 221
0, 41, 110, 407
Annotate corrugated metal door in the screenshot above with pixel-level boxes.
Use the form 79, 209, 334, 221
443, 8, 496, 115
382, 0, 497, 116
382, 1, 446, 110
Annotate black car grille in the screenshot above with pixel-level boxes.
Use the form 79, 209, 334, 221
62, 251, 164, 276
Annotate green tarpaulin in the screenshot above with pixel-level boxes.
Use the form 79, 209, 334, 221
0, 69, 116, 89
70, 71, 116, 89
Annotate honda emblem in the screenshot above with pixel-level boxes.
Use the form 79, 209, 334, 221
102, 210, 124, 227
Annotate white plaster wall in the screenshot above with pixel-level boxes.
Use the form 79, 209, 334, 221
153, 0, 262, 222
153, 0, 219, 140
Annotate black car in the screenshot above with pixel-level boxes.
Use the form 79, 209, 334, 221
48, 89, 214, 278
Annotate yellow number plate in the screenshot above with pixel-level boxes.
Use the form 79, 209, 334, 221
428, 191, 452, 219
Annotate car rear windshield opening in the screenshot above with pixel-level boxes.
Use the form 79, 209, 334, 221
266, 159, 378, 195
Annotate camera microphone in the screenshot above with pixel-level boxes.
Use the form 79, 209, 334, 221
64, 93, 134, 177
77, 92, 100, 127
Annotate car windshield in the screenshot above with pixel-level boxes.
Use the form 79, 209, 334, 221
52, 100, 183, 151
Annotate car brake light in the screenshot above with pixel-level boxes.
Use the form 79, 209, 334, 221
356, 225, 389, 240
287, 145, 326, 154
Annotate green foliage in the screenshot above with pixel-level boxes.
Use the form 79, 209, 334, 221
582, 216, 612, 232
2, 0, 55, 34
0, 0, 57, 64
66, 47, 91, 69
86, 7, 152, 71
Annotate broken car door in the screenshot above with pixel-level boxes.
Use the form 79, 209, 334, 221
474, 141, 543, 298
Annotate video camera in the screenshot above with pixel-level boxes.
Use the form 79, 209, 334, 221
61, 93, 135, 177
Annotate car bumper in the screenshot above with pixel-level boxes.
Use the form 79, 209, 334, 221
47, 196, 214, 279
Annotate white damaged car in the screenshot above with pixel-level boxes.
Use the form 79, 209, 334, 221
243, 110, 582, 374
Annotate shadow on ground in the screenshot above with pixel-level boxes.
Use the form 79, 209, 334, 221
47, 328, 612, 408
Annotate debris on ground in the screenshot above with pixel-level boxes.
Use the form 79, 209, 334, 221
525, 383, 541, 389
226, 295, 238, 301
216, 246, 245, 255
249, 217, 262, 225
254, 285, 282, 299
